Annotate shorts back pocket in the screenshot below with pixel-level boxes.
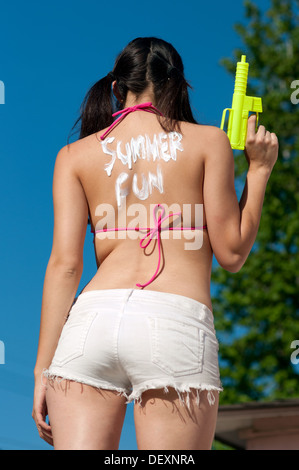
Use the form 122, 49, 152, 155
149, 317, 205, 376
51, 310, 98, 367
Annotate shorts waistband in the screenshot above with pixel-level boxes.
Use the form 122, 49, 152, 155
73, 288, 135, 307
72, 289, 214, 326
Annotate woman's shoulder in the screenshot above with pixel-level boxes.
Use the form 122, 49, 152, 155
179, 121, 230, 147
52, 134, 98, 176
58, 132, 99, 159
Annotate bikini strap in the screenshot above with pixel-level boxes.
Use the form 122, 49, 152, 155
91, 204, 207, 288
99, 102, 164, 141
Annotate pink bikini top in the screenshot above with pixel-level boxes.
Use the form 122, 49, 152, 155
91, 102, 207, 288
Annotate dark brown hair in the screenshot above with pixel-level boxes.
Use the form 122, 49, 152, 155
70, 37, 197, 140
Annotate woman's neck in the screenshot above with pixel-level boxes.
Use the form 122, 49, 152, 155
124, 88, 155, 108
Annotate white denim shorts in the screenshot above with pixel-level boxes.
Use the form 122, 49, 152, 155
43, 289, 222, 407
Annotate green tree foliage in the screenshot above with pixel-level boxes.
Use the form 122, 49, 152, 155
213, 0, 299, 404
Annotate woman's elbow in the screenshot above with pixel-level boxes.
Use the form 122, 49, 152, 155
48, 255, 83, 275
218, 253, 245, 273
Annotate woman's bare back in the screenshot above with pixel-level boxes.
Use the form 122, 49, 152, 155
72, 111, 214, 310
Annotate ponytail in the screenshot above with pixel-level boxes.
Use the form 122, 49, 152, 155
69, 72, 115, 141
147, 49, 196, 131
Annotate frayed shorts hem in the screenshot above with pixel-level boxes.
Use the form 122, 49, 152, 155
130, 380, 223, 407
42, 369, 222, 409
43, 368, 131, 399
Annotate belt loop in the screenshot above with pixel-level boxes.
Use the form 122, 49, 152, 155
126, 288, 134, 301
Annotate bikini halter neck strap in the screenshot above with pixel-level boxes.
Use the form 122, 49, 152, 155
99, 102, 164, 141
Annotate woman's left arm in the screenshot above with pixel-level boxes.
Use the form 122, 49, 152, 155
32, 144, 88, 441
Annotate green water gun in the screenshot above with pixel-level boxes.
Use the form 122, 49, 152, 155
220, 55, 263, 150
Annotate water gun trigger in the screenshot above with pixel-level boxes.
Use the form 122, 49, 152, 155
255, 112, 259, 131
248, 111, 260, 132
220, 108, 232, 131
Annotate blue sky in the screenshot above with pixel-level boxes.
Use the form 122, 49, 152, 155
0, 0, 271, 450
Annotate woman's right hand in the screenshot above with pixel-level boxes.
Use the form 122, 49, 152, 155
32, 375, 53, 446
244, 114, 279, 173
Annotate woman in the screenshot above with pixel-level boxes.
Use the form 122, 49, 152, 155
32, 37, 278, 450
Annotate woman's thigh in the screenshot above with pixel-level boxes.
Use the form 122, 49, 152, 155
46, 379, 127, 450
134, 387, 219, 450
